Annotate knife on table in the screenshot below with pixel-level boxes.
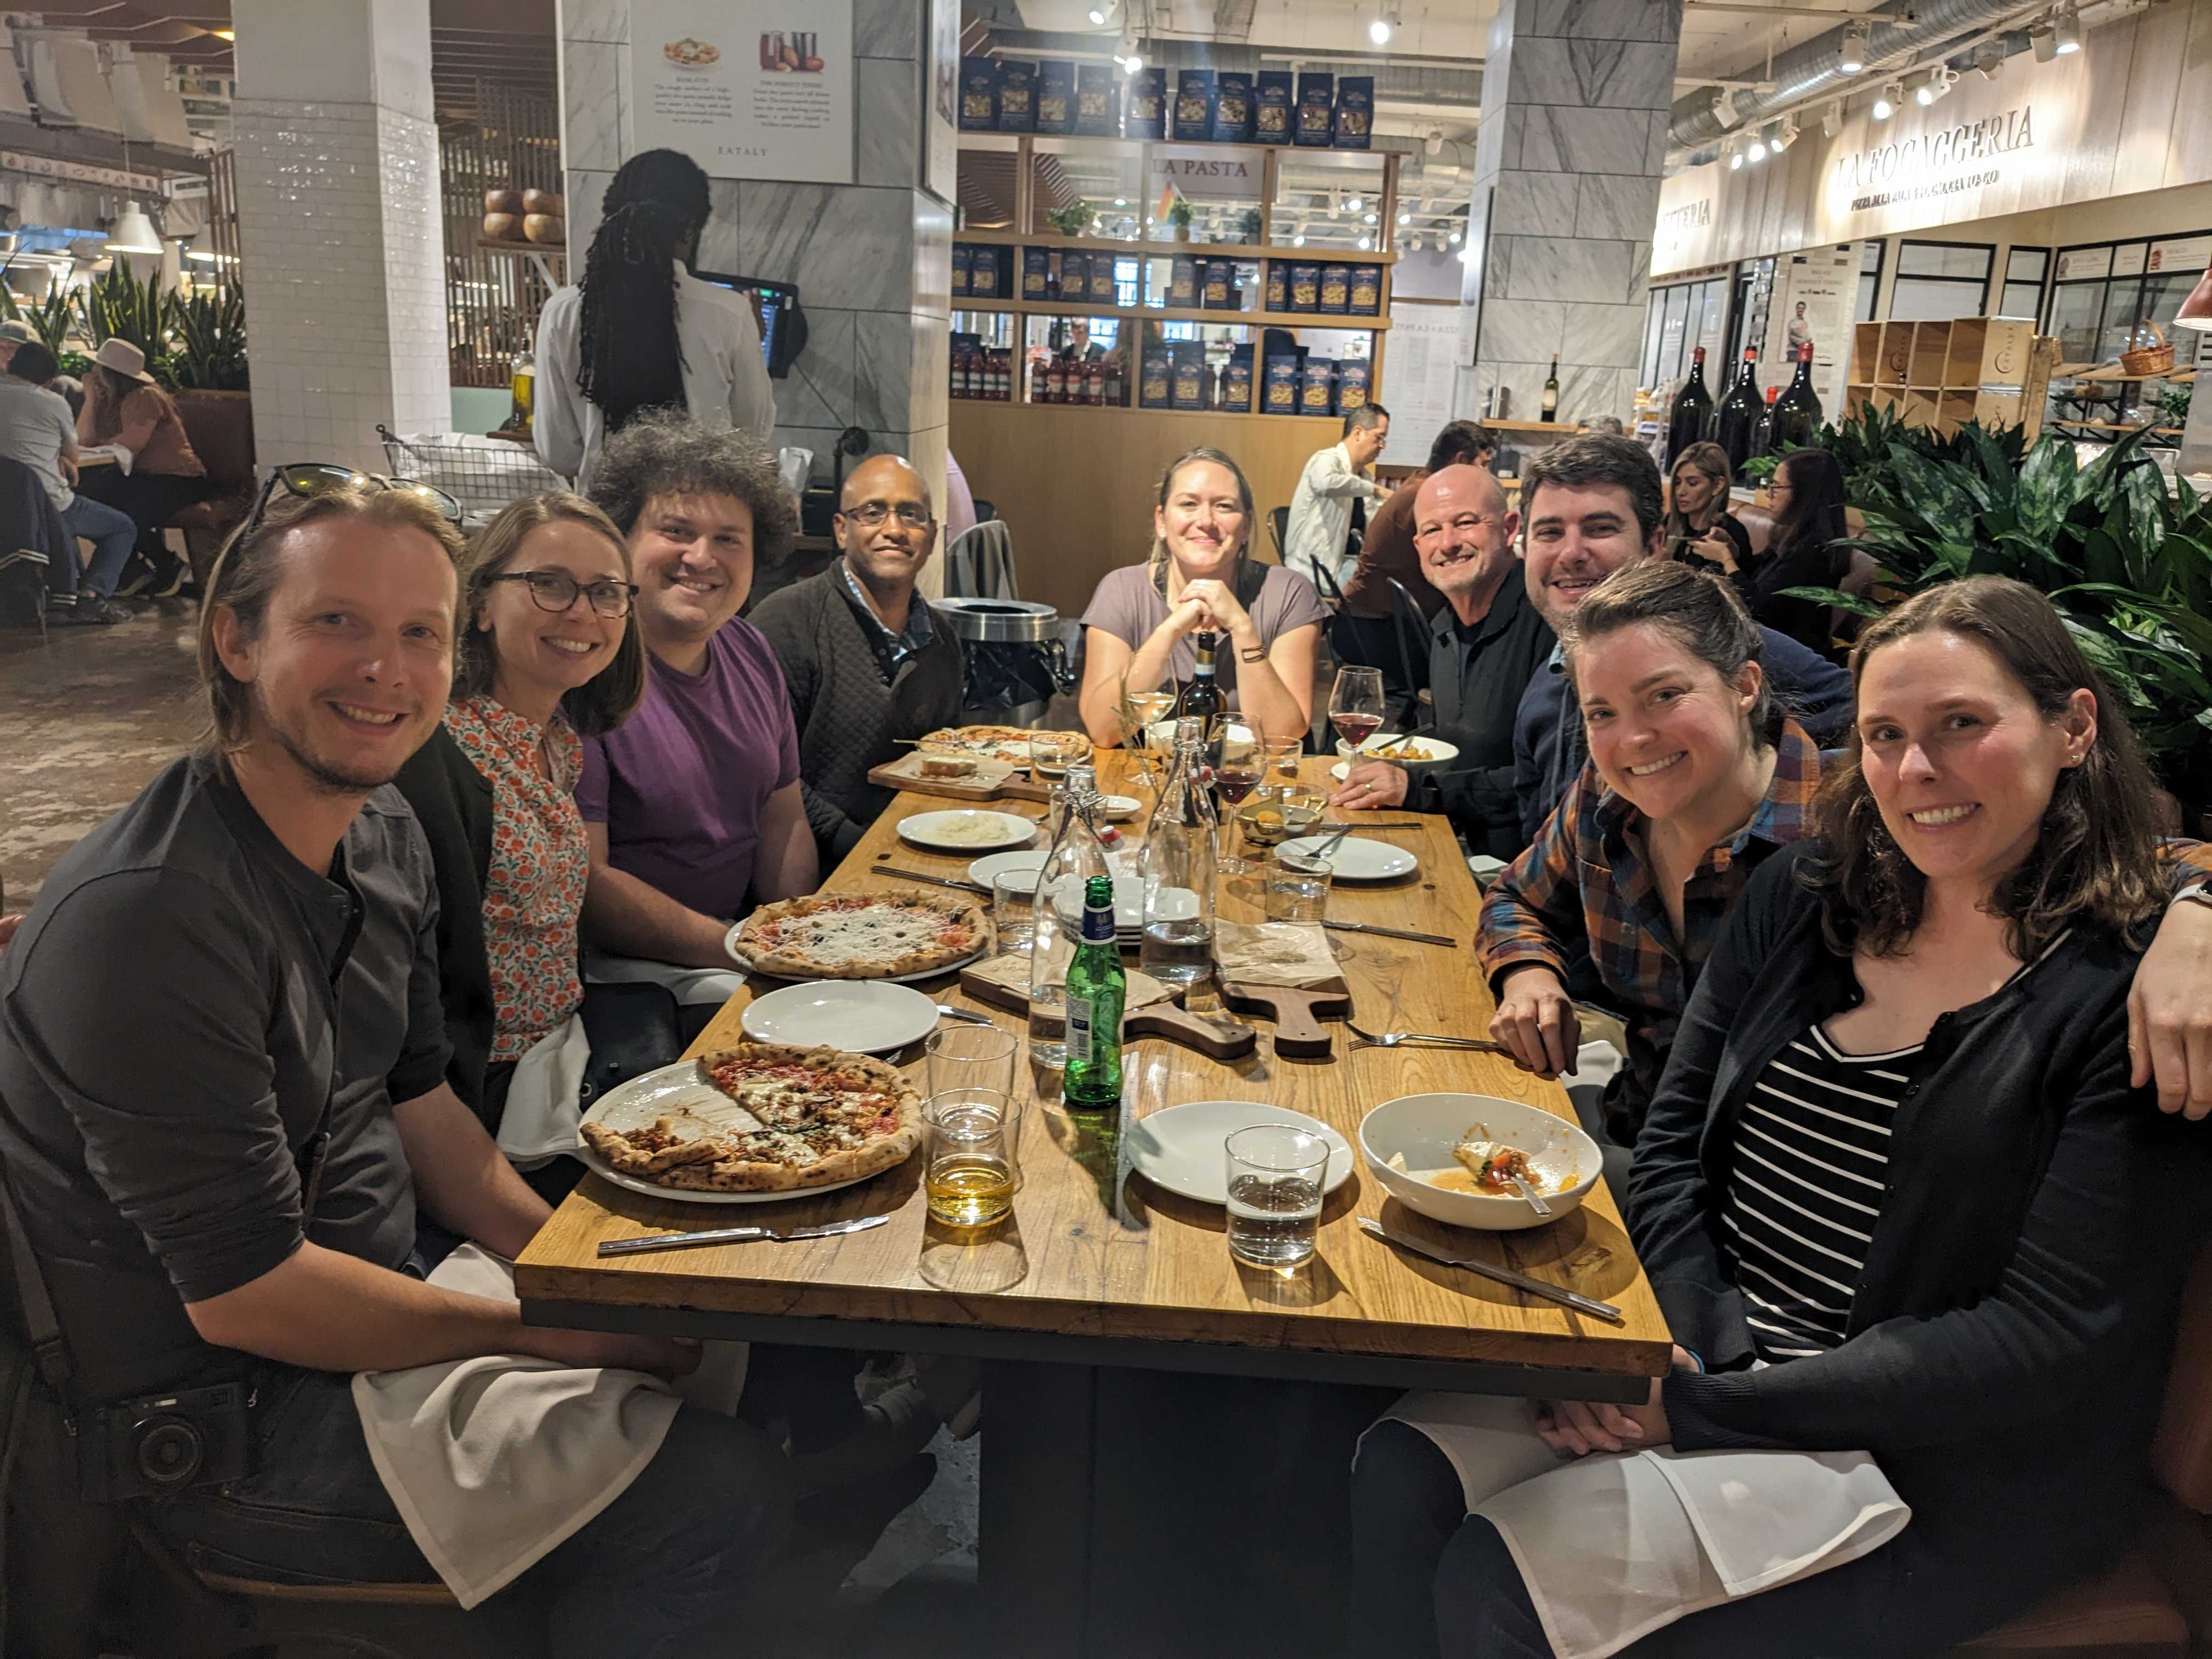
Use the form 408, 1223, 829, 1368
1321, 919, 1456, 947
597, 1214, 889, 1257
1358, 1216, 1624, 1323
872, 865, 992, 894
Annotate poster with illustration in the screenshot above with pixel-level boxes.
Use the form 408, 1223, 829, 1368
1764, 246, 1857, 419
632, 0, 853, 183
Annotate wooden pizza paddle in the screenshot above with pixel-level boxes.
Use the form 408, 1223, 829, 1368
1218, 981, 1354, 1059
957, 965, 1258, 1062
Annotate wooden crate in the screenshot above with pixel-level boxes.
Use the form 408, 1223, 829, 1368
1842, 316, 2054, 440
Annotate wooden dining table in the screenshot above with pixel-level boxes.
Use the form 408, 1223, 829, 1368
515, 748, 1673, 1650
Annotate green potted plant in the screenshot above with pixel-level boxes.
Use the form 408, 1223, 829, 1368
1168, 199, 1194, 242
76, 259, 172, 361
1044, 202, 1093, 239
1239, 207, 1263, 245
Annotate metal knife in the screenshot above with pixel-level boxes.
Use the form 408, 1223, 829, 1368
872, 865, 991, 894
1322, 919, 1456, 947
1357, 1216, 1624, 1324
597, 1214, 889, 1257
1314, 821, 1425, 831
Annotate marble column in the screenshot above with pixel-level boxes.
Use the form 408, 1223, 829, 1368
1457, 0, 1684, 427
554, 0, 951, 519
231, 0, 449, 469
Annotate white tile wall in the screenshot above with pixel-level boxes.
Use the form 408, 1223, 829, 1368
234, 95, 450, 468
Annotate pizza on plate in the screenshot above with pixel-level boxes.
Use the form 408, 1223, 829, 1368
913, 725, 1041, 764
729, 891, 988, 979
580, 1043, 923, 1192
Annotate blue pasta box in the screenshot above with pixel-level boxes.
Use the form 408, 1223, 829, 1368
1172, 70, 1214, 143
951, 244, 972, 298
966, 245, 998, 298
1319, 263, 1350, 315
1141, 342, 1173, 409
1263, 353, 1300, 413
1201, 258, 1233, 311
1088, 255, 1118, 304
1299, 357, 1336, 416
1170, 342, 1208, 410
1057, 251, 1088, 302
1211, 71, 1254, 143
1022, 246, 1050, 300
1223, 349, 1254, 412
1255, 71, 1295, 144
1169, 254, 1199, 308
1337, 358, 1372, 412
1263, 261, 1287, 313
1334, 75, 1374, 148
1036, 61, 1075, 134
996, 60, 1036, 132
959, 58, 998, 132
1076, 64, 1120, 135
1125, 67, 1166, 138
1295, 73, 1335, 146
1289, 261, 1321, 313
1349, 264, 1381, 315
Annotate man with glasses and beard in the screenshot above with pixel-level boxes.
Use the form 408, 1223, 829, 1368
751, 454, 966, 861
0, 482, 792, 1653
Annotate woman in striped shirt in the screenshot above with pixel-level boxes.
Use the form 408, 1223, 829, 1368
1355, 575, 2210, 1657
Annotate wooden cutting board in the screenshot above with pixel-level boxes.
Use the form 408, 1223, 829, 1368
958, 963, 1258, 1062
1219, 980, 1354, 1059
866, 752, 1049, 804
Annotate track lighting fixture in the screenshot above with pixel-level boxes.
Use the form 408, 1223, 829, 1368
1838, 17, 1870, 74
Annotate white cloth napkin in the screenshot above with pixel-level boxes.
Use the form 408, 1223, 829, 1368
1380, 1393, 1909, 1659
351, 1245, 749, 1609
494, 1014, 590, 1167
584, 948, 750, 1008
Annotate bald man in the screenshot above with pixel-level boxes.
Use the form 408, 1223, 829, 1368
1329, 464, 1554, 860
750, 454, 967, 859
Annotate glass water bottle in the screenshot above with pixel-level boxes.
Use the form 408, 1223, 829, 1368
1028, 761, 1115, 1068
1138, 718, 1218, 988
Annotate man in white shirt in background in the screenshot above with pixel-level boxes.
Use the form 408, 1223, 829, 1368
0, 340, 139, 624
1283, 402, 1390, 595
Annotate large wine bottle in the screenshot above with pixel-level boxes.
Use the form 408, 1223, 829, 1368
1766, 340, 1824, 454
1664, 347, 1714, 465
1712, 348, 1762, 477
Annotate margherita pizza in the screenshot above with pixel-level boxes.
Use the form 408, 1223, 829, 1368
914, 725, 1044, 764
728, 891, 988, 979
580, 1043, 922, 1192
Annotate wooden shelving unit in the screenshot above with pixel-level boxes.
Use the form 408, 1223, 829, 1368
952, 296, 1389, 331
1843, 317, 2058, 439
955, 227, 1397, 267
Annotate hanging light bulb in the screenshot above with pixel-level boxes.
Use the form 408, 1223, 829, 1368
1368, 3, 1400, 46
1345, 195, 1363, 213
1838, 17, 1871, 75
1448, 228, 1463, 245
106, 202, 161, 255
1088, 4, 1107, 24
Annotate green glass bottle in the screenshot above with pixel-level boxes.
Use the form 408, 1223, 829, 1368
1062, 874, 1125, 1110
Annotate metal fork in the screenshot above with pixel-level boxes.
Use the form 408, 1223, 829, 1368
1343, 1018, 1511, 1054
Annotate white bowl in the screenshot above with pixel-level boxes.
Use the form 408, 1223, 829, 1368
1332, 732, 1460, 775
1356, 1092, 1600, 1231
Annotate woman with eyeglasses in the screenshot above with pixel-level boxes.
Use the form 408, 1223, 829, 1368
394, 492, 647, 1182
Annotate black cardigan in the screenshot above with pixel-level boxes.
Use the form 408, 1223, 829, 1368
391, 726, 497, 1127
1629, 843, 2208, 1603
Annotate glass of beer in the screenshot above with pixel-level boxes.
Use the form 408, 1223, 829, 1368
924, 1025, 1022, 1226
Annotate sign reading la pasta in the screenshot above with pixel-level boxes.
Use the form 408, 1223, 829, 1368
631, 0, 854, 183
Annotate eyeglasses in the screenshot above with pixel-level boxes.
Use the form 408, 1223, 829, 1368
1413, 513, 1506, 542
240, 462, 463, 541
838, 501, 934, 529
485, 569, 639, 618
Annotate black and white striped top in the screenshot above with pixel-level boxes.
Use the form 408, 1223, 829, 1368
1721, 1025, 1920, 1363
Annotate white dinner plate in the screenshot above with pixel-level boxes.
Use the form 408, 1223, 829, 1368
573, 1058, 890, 1206
741, 979, 941, 1053
968, 851, 1143, 932
898, 808, 1037, 853
1094, 793, 1141, 821
722, 927, 988, 984
1127, 1101, 1356, 1205
1279, 834, 1419, 882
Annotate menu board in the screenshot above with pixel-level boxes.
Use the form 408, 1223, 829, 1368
2149, 236, 2211, 276
1378, 300, 1460, 469
631, 0, 854, 183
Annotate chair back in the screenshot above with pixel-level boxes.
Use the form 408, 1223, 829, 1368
944, 518, 1017, 601
1381, 577, 1431, 731
1267, 506, 1289, 567
2151, 1241, 2212, 1513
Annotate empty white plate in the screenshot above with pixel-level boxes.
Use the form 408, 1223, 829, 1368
1128, 1100, 1356, 1205
1279, 834, 1418, 882
899, 808, 1037, 853
969, 851, 1143, 931
740, 979, 941, 1054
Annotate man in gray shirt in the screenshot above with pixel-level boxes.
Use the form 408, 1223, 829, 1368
0, 481, 789, 1651
0, 340, 138, 623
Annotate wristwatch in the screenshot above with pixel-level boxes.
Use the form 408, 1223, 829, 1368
2171, 883, 2212, 912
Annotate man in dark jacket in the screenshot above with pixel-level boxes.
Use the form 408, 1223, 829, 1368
751, 454, 966, 860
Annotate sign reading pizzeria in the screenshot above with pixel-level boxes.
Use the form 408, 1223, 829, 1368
630, 0, 854, 184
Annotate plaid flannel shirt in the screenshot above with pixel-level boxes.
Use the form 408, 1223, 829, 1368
1479, 720, 1826, 1136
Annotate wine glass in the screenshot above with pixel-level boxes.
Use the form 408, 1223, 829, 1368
1118, 671, 1177, 797
1211, 721, 1265, 874
1328, 667, 1387, 762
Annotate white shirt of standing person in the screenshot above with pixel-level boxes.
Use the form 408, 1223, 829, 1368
1283, 439, 1387, 594
533, 261, 778, 492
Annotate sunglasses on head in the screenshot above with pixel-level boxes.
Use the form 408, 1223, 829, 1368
238, 463, 464, 540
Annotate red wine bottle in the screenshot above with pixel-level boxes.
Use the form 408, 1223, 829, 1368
1712, 348, 1762, 478
1766, 340, 1824, 454
1664, 347, 1714, 466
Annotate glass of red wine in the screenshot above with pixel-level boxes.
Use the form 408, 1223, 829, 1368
1329, 667, 1387, 765
1212, 722, 1265, 874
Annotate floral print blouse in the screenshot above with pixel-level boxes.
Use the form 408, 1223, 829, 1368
445, 695, 588, 1061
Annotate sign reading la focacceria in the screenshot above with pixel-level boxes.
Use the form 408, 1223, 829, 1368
1832, 106, 2034, 212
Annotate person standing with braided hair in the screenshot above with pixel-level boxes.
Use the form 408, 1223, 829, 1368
534, 149, 776, 490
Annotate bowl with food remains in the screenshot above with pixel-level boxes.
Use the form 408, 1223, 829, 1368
1356, 1092, 1599, 1231
1331, 733, 1460, 777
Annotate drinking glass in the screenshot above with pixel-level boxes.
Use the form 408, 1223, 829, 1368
991, 870, 1037, 956
1029, 729, 1088, 781
1328, 666, 1386, 758
1211, 721, 1265, 876
1224, 1124, 1329, 1268
1118, 672, 1177, 797
1265, 848, 1333, 923
925, 1025, 1022, 1224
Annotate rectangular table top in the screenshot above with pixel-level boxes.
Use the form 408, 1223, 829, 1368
515, 751, 1673, 1395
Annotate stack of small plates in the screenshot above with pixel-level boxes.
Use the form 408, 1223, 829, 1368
970, 851, 1143, 943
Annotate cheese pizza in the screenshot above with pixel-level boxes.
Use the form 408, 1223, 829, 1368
729, 891, 988, 979
913, 725, 1040, 764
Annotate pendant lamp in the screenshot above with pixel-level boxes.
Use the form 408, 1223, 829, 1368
106, 202, 161, 255
2175, 257, 2212, 333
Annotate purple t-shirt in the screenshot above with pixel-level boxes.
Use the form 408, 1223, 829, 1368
578, 617, 802, 920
